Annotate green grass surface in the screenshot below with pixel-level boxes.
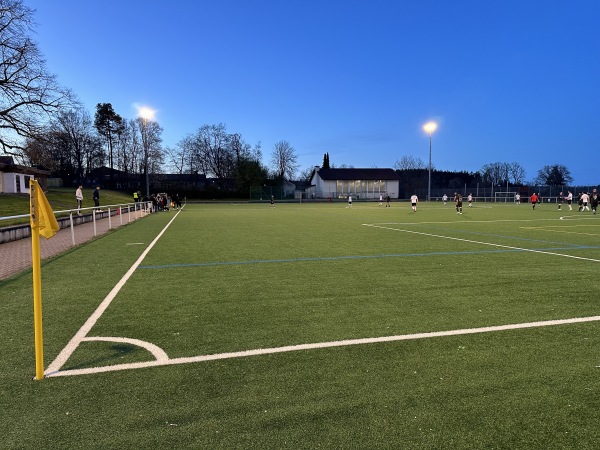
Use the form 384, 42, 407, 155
1, 202, 599, 449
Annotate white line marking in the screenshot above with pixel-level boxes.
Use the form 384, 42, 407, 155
373, 216, 596, 226
46, 315, 600, 377
81, 336, 169, 362
364, 224, 600, 263
45, 210, 182, 376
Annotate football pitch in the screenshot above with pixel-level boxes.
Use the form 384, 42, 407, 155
2, 201, 599, 448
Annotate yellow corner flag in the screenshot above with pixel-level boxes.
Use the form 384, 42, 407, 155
30, 180, 59, 239
29, 179, 59, 380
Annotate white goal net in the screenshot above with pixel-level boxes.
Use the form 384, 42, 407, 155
494, 191, 517, 203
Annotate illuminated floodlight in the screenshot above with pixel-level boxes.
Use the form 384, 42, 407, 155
138, 106, 155, 121
423, 121, 438, 201
423, 121, 438, 135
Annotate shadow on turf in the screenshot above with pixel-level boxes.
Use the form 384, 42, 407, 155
63, 343, 143, 371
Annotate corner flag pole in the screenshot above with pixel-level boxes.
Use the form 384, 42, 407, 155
31, 211, 44, 380
29, 179, 59, 380
30, 180, 44, 380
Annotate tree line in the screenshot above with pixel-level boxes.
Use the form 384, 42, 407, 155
394, 155, 574, 187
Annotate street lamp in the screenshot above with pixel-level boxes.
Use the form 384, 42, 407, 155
423, 121, 438, 201
138, 107, 155, 199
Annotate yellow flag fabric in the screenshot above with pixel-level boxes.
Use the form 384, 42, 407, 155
30, 180, 59, 239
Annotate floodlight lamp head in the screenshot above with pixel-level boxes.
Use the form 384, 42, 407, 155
423, 121, 438, 134
138, 107, 155, 121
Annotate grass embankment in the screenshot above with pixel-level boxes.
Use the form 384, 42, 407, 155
0, 188, 133, 226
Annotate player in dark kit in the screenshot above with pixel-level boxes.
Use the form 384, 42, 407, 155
591, 189, 599, 215
454, 192, 463, 214
557, 192, 563, 210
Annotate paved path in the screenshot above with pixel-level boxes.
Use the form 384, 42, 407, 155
0, 210, 146, 281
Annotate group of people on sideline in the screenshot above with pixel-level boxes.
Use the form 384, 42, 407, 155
73, 187, 184, 214
74, 185, 101, 214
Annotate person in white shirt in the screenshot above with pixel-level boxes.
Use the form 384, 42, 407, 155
581, 192, 590, 211
75, 185, 83, 214
566, 191, 573, 210
379, 194, 383, 206
348, 195, 352, 208
467, 193, 473, 207
515, 193, 520, 204
410, 194, 418, 212
442, 194, 448, 206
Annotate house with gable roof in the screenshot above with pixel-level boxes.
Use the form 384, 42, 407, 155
308, 166, 400, 199
0, 156, 51, 194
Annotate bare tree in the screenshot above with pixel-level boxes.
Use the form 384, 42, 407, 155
481, 162, 509, 185
124, 118, 143, 176
54, 108, 94, 182
507, 162, 526, 185
394, 155, 427, 170
0, 0, 74, 157
299, 166, 314, 181
177, 134, 203, 176
270, 140, 298, 180
135, 117, 163, 180
193, 123, 234, 179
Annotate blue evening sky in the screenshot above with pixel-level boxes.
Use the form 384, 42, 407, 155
26, 0, 600, 185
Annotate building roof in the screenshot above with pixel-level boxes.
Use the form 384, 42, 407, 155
0, 156, 50, 176
315, 168, 400, 181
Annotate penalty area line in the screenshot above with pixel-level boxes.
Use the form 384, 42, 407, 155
363, 223, 600, 263
46, 315, 600, 377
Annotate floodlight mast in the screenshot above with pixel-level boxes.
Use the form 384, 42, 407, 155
138, 107, 155, 199
423, 121, 438, 201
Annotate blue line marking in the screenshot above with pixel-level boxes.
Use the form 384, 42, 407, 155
138, 246, 600, 270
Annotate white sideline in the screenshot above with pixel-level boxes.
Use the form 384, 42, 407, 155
45, 209, 183, 376
46, 315, 600, 377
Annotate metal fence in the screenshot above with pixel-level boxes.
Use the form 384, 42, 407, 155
0, 202, 151, 245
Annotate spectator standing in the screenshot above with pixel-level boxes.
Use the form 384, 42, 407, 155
93, 186, 100, 209
75, 185, 83, 215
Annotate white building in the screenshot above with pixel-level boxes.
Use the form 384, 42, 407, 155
0, 156, 50, 194
308, 167, 400, 199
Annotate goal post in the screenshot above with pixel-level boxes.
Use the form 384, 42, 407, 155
494, 191, 517, 203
